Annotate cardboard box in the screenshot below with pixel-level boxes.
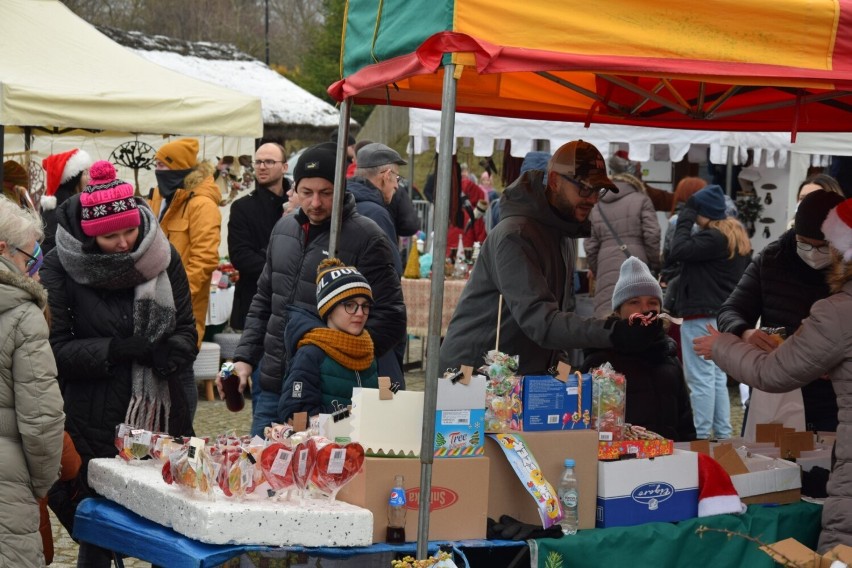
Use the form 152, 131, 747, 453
337, 456, 489, 543
596, 450, 698, 528
486, 430, 598, 529
727, 451, 801, 505
760, 538, 852, 568
517, 374, 591, 431
434, 374, 486, 457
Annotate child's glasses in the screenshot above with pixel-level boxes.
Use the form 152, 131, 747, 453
342, 300, 371, 315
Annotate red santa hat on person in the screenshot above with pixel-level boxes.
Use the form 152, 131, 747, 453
822, 198, 852, 262
41, 148, 92, 211
697, 453, 746, 517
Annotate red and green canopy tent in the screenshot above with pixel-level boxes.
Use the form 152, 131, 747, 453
326, 0, 852, 555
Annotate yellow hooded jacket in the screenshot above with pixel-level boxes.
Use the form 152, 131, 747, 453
149, 163, 222, 347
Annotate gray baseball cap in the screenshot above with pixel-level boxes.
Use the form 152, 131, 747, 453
356, 143, 407, 169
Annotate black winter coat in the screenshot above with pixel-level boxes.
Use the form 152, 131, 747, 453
227, 186, 286, 330
717, 228, 838, 430
346, 177, 402, 273
667, 207, 750, 317
40, 197, 198, 477
582, 336, 697, 442
41, 185, 77, 255
388, 185, 421, 238
233, 192, 406, 393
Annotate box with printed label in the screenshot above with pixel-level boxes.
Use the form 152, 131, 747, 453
517, 374, 591, 432
596, 449, 698, 528
434, 375, 486, 457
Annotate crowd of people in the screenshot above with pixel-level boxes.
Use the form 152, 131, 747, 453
1, 131, 851, 565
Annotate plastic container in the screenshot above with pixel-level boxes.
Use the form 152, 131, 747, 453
557, 458, 579, 535
386, 474, 407, 543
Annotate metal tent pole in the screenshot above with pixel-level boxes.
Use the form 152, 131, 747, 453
416, 63, 457, 560
329, 99, 352, 258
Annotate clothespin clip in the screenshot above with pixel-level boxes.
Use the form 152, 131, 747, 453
553, 361, 571, 383
292, 412, 308, 433
378, 376, 394, 400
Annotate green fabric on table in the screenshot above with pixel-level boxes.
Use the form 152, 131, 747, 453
531, 501, 822, 568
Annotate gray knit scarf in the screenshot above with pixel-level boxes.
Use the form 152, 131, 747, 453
56, 204, 176, 432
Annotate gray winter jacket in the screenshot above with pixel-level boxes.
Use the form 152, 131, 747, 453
0, 256, 65, 568
712, 278, 852, 553
439, 170, 614, 375
584, 179, 661, 318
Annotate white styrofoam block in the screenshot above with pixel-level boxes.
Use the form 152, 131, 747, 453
88, 458, 373, 547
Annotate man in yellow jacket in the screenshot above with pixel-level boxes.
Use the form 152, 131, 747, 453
150, 138, 221, 347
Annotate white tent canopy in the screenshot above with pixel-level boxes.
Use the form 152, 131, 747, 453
0, 0, 262, 137
409, 108, 835, 167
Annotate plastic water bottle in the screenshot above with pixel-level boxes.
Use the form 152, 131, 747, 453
386, 474, 407, 543
557, 458, 579, 535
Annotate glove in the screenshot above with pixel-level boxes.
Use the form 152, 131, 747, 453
152, 338, 196, 380
487, 515, 564, 540
610, 316, 665, 354
108, 336, 153, 366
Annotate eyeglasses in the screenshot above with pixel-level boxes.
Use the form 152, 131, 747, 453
558, 174, 608, 199
341, 300, 371, 315
382, 169, 401, 182
14, 241, 43, 276
796, 241, 830, 253
253, 159, 285, 168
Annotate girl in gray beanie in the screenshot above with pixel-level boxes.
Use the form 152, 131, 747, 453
581, 257, 696, 441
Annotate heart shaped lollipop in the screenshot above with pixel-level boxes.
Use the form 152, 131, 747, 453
309, 439, 365, 496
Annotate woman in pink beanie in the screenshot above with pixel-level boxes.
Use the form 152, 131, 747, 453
39, 161, 198, 567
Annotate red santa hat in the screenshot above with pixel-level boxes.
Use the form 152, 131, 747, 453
697, 453, 746, 517
41, 149, 92, 210
821, 198, 852, 262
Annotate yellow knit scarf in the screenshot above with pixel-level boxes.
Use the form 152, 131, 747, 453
297, 328, 375, 371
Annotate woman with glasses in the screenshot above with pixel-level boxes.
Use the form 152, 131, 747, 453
717, 189, 845, 433
0, 196, 65, 567
278, 259, 378, 423
667, 184, 752, 440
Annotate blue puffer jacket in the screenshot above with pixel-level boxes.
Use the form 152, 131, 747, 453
278, 306, 378, 422
346, 176, 402, 273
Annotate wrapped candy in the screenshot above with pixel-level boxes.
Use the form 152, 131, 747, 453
590, 363, 627, 441
166, 439, 216, 497
308, 437, 365, 499
114, 424, 154, 461
260, 442, 296, 493
479, 350, 521, 433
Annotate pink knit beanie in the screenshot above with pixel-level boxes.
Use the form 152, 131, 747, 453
79, 161, 140, 237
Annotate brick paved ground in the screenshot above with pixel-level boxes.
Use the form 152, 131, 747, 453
49, 347, 745, 567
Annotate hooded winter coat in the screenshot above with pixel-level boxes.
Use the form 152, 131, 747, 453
0, 256, 65, 568
439, 170, 614, 375
149, 164, 222, 346
711, 279, 852, 553
717, 228, 838, 430
278, 306, 378, 422
40, 196, 198, 479
584, 178, 661, 318
582, 336, 696, 441
233, 192, 406, 393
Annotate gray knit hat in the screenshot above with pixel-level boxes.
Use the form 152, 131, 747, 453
611, 257, 662, 311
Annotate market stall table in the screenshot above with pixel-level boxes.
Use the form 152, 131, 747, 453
531, 501, 822, 568
73, 498, 526, 568
401, 277, 467, 368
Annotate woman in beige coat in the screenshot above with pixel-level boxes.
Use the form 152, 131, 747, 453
695, 197, 852, 553
0, 197, 65, 567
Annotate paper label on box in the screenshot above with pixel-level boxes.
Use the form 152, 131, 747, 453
270, 448, 293, 476
441, 410, 471, 426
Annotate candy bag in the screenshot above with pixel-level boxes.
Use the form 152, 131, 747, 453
590, 362, 627, 441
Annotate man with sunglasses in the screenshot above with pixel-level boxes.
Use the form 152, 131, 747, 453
227, 142, 290, 331
440, 140, 667, 375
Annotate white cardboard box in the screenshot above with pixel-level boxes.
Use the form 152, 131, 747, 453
729, 450, 801, 501
596, 449, 698, 528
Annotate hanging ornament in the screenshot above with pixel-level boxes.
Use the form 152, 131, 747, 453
763, 226, 771, 238
764, 192, 773, 205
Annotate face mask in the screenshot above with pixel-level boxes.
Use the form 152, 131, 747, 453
155, 169, 191, 200
797, 247, 832, 270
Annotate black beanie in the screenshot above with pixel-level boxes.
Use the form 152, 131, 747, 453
294, 142, 337, 188
795, 190, 845, 240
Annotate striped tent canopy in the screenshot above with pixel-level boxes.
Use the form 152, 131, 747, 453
331, 0, 852, 134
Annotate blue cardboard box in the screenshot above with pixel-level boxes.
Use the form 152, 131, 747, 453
518, 374, 592, 431
596, 450, 699, 527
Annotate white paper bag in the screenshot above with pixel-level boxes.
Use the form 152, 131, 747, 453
743, 388, 806, 441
